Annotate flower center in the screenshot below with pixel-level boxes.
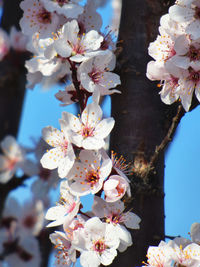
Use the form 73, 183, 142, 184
81, 125, 94, 138
85, 170, 100, 186
188, 69, 200, 82
37, 8, 52, 24
71, 39, 86, 56
106, 213, 123, 225
93, 240, 106, 254
89, 69, 103, 84
60, 138, 68, 156
116, 183, 125, 196
187, 45, 200, 61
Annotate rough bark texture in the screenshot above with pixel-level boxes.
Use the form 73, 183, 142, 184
110, 0, 178, 266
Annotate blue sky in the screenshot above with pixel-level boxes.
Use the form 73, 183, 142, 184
2, 0, 200, 266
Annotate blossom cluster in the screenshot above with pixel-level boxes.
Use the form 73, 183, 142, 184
143, 222, 200, 267
0, 0, 141, 266
0, 197, 44, 267
146, 0, 200, 111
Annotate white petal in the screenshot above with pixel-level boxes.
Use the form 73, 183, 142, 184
81, 102, 102, 127
169, 5, 194, 23
40, 147, 61, 170
94, 118, 115, 139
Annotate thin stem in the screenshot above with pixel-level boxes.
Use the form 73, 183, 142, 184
148, 104, 184, 173
68, 59, 85, 112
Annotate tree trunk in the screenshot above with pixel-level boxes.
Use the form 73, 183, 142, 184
110, 0, 178, 266
0, 0, 26, 141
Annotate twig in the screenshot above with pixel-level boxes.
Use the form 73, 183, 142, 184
68, 59, 85, 112
148, 104, 184, 171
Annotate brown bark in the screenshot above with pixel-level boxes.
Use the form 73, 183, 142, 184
0, 0, 28, 217
0, 0, 25, 141
110, 0, 181, 266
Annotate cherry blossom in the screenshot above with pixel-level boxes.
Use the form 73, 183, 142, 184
144, 241, 175, 267
45, 184, 80, 227
78, 50, 121, 95
168, 239, 200, 266
77, 0, 102, 33
92, 196, 141, 230
9, 26, 28, 52
20, 0, 59, 38
4, 236, 41, 267
0, 135, 36, 183
92, 196, 141, 252
64, 149, 112, 196
41, 0, 83, 18
148, 26, 176, 64
169, 34, 200, 70
3, 197, 44, 237
55, 84, 78, 106
53, 20, 104, 63
0, 212, 41, 267
50, 231, 76, 267
175, 64, 200, 111
103, 175, 131, 202
76, 217, 120, 267
169, 1, 200, 40
40, 121, 75, 178
61, 101, 115, 150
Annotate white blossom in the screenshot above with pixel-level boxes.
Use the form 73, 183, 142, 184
40, 121, 75, 178
65, 149, 112, 196
78, 50, 121, 95
61, 101, 115, 150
